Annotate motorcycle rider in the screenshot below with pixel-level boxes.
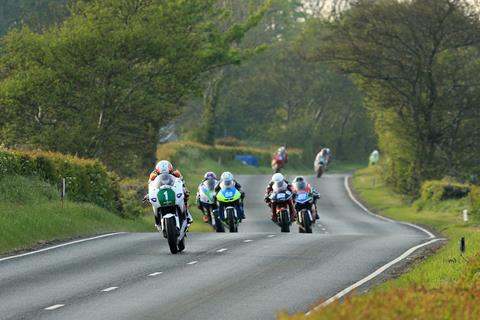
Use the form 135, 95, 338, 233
196, 172, 219, 223
264, 173, 297, 222
214, 171, 246, 220
147, 160, 193, 228
292, 176, 320, 220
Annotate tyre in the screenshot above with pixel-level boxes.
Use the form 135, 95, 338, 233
317, 167, 323, 178
280, 210, 290, 233
303, 210, 312, 234
227, 209, 237, 233
165, 217, 178, 254
214, 211, 225, 233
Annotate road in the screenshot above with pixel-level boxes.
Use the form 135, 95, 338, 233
0, 174, 432, 320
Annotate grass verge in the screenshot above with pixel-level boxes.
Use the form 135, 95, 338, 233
0, 175, 150, 255
279, 165, 480, 319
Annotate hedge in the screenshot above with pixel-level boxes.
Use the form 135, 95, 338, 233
420, 178, 471, 203
471, 186, 480, 214
156, 141, 306, 169
0, 149, 122, 212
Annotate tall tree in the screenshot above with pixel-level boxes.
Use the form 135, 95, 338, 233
308, 0, 480, 193
0, 0, 269, 175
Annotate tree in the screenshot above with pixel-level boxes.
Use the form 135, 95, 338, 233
308, 0, 480, 193
0, 0, 270, 175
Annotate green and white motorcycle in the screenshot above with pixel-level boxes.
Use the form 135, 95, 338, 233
149, 173, 188, 254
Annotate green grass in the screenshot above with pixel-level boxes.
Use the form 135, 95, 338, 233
0, 176, 151, 254
280, 166, 480, 319
353, 166, 479, 289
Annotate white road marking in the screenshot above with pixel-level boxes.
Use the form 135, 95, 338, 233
243, 239, 253, 243
101, 287, 118, 292
216, 248, 228, 253
305, 176, 442, 316
267, 235, 275, 238
187, 261, 198, 265
306, 238, 442, 315
148, 272, 163, 277
45, 304, 65, 311
343, 176, 435, 239
0, 233, 126, 263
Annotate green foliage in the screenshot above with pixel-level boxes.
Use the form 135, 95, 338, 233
471, 186, 480, 215
309, 0, 480, 194
0, 148, 122, 212
0, 175, 150, 254
420, 179, 471, 203
0, 0, 269, 175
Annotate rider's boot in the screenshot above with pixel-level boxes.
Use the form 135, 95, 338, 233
186, 208, 194, 226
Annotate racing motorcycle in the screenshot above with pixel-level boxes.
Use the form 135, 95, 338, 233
294, 190, 316, 233
197, 179, 218, 229
314, 159, 326, 178
269, 186, 293, 233
149, 173, 188, 254
271, 153, 286, 173
216, 183, 242, 233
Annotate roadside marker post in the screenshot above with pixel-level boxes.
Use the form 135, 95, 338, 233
61, 178, 66, 209
463, 209, 468, 222
460, 237, 466, 254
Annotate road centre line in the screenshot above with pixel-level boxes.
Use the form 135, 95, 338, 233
267, 235, 275, 238
216, 248, 228, 253
243, 239, 253, 243
44, 304, 65, 311
187, 261, 198, 265
101, 287, 118, 292
148, 272, 163, 277
0, 233, 126, 263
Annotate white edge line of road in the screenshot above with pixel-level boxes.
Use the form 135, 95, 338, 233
0, 232, 126, 263
304, 176, 442, 316
305, 176, 444, 316
305, 238, 441, 316
343, 176, 435, 239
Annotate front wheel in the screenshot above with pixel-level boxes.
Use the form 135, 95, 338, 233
227, 209, 238, 233
280, 210, 290, 233
178, 238, 185, 252
165, 217, 178, 254
302, 210, 312, 234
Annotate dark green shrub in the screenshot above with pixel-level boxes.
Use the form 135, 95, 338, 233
0, 149, 121, 212
420, 179, 470, 203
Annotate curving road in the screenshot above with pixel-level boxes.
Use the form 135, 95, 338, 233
0, 174, 432, 320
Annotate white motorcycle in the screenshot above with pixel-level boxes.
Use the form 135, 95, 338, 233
149, 173, 188, 254
197, 179, 218, 228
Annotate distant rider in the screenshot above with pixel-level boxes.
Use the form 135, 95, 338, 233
147, 160, 193, 227
292, 176, 320, 220
214, 171, 246, 220
196, 172, 219, 223
264, 173, 297, 222
315, 148, 330, 166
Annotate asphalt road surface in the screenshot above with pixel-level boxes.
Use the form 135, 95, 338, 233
0, 174, 432, 320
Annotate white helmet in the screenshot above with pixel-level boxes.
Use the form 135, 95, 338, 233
271, 173, 284, 184
155, 160, 173, 174
221, 171, 234, 182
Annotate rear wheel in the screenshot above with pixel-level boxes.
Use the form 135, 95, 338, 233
165, 217, 178, 254
214, 210, 225, 233
280, 210, 290, 233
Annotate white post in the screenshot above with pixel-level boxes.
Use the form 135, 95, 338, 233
463, 209, 468, 222
61, 178, 66, 208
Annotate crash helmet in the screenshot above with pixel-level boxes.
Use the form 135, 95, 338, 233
204, 172, 217, 180
221, 171, 234, 188
293, 176, 307, 191
155, 160, 173, 174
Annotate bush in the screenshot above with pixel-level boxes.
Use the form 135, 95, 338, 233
0, 148, 122, 212
471, 186, 480, 214
420, 179, 470, 203
156, 141, 305, 169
